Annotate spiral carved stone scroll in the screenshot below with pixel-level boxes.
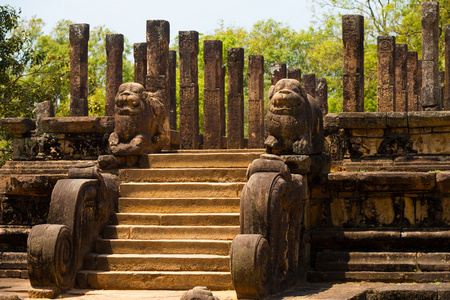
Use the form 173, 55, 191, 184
27, 225, 73, 297
231, 157, 305, 299
27, 163, 119, 298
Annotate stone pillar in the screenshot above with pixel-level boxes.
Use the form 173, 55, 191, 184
179, 31, 199, 149
316, 78, 328, 116
394, 44, 408, 112
203, 40, 223, 149
303, 73, 316, 98
407, 51, 420, 111
421, 2, 440, 111
169, 50, 177, 130
105, 34, 124, 116
248, 55, 265, 149
133, 42, 147, 87
69, 24, 89, 116
36, 101, 55, 135
271, 63, 287, 85
288, 68, 302, 83
440, 70, 445, 110
342, 15, 365, 112
227, 48, 245, 149
377, 36, 396, 112
418, 59, 423, 109
445, 25, 450, 110
146, 20, 170, 135
221, 65, 226, 137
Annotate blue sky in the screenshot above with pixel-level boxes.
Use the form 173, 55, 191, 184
7, 0, 317, 45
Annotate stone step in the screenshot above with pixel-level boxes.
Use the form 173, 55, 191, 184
110, 213, 240, 226
118, 198, 240, 213
76, 270, 233, 290
83, 254, 230, 272
307, 271, 450, 283
311, 228, 450, 250
102, 225, 240, 240
93, 239, 232, 255
315, 251, 417, 272
119, 168, 248, 183
0, 160, 93, 175
120, 182, 245, 198
315, 251, 450, 273
0, 252, 27, 270
140, 151, 262, 169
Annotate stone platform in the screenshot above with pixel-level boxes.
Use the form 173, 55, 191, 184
5, 278, 450, 299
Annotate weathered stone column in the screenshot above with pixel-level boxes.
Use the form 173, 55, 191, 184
303, 73, 316, 98
169, 50, 177, 130
105, 34, 124, 116
440, 70, 445, 110
133, 42, 147, 86
203, 40, 223, 149
271, 63, 287, 85
227, 48, 244, 149
394, 44, 408, 111
248, 55, 265, 149
221, 65, 226, 137
445, 25, 450, 110
377, 36, 396, 112
418, 59, 423, 108
316, 78, 328, 116
179, 31, 199, 149
288, 68, 302, 83
407, 51, 420, 111
146, 20, 170, 135
421, 2, 440, 110
69, 24, 89, 116
342, 15, 364, 112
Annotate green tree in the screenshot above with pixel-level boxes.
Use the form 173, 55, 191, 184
312, 0, 450, 112
0, 5, 134, 165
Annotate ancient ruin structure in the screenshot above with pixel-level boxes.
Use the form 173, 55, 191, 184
105, 34, 124, 116
1, 3, 450, 299
248, 55, 265, 149
303, 73, 316, 99
107, 82, 167, 166
69, 24, 89, 116
342, 15, 364, 112
203, 40, 224, 149
227, 48, 245, 149
395, 44, 408, 111
179, 31, 200, 149
377, 36, 396, 112
421, 1, 441, 110
271, 63, 287, 85
265, 79, 324, 155
288, 68, 302, 83
133, 42, 146, 86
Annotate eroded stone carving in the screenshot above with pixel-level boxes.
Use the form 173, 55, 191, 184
27, 163, 119, 298
108, 82, 167, 166
180, 286, 219, 300
265, 79, 324, 155
231, 156, 306, 299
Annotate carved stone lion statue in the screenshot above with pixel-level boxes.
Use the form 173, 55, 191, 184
108, 82, 167, 166
265, 78, 324, 155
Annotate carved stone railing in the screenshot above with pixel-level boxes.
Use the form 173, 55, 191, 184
27, 163, 119, 298
230, 156, 306, 299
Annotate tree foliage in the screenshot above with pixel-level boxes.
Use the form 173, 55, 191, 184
0, 5, 133, 165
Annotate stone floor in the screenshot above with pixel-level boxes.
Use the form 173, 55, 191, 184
2, 278, 450, 299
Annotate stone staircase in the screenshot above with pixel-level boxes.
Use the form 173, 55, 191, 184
307, 227, 450, 283
76, 149, 263, 290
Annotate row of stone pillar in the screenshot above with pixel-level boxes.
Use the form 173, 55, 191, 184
68, 21, 328, 150
269, 63, 328, 117
342, 2, 450, 112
